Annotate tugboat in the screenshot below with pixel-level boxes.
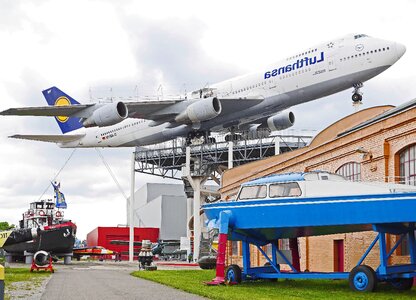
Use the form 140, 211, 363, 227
3, 182, 77, 259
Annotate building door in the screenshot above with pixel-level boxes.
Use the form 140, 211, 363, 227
334, 239, 344, 272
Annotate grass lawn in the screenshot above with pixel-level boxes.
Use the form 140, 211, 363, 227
3, 267, 51, 300
132, 269, 416, 300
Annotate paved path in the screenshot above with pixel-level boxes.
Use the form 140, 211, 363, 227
41, 263, 205, 300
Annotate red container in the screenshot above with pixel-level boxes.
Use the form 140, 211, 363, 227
86, 227, 159, 260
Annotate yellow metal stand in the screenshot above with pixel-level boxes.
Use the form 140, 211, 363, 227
0, 264, 4, 300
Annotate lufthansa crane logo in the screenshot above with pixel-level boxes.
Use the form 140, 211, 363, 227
355, 44, 364, 52
54, 96, 71, 123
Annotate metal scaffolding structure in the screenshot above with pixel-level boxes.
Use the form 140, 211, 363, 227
132, 131, 314, 261
134, 133, 313, 180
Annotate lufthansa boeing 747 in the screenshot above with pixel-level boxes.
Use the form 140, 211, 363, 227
0, 34, 406, 148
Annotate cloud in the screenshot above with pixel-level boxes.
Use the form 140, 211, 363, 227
116, 16, 240, 95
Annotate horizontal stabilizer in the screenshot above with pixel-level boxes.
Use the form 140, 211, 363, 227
9, 134, 85, 143
0, 105, 93, 117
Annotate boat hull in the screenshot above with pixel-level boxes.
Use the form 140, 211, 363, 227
4, 223, 76, 255
203, 193, 416, 244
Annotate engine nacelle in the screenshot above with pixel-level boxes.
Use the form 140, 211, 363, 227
262, 111, 295, 131
83, 102, 128, 127
175, 97, 221, 124
34, 250, 51, 267
162, 124, 191, 139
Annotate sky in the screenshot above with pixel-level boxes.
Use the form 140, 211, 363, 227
1, 0, 416, 239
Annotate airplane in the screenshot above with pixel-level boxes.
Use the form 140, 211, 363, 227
0, 33, 406, 148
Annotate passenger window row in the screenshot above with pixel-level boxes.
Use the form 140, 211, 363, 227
100, 121, 143, 136
232, 81, 267, 95
279, 67, 312, 80
287, 48, 318, 61
232, 65, 314, 96
339, 47, 390, 62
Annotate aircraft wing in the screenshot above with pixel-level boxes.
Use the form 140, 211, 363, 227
1, 92, 264, 124
0, 105, 94, 117
125, 97, 264, 120
125, 100, 184, 119
0, 100, 185, 121
9, 134, 85, 143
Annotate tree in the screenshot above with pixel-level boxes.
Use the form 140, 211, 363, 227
0, 222, 15, 231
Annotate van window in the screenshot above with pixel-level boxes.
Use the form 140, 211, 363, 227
239, 185, 267, 200
269, 182, 302, 198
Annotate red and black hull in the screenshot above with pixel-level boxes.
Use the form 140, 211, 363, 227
4, 222, 76, 255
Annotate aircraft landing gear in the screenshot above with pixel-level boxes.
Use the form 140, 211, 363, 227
225, 133, 243, 142
186, 131, 215, 146
206, 137, 216, 144
352, 82, 363, 103
224, 126, 243, 142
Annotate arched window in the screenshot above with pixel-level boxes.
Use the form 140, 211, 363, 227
336, 162, 361, 181
397, 144, 416, 256
399, 144, 416, 185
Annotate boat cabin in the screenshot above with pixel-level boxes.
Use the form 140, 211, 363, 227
20, 199, 65, 229
236, 171, 416, 201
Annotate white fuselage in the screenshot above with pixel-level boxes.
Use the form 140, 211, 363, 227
60, 34, 405, 148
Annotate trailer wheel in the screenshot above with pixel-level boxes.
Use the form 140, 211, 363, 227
389, 278, 413, 290
349, 265, 377, 292
225, 265, 242, 285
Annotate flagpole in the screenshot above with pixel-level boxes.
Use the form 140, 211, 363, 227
129, 152, 135, 262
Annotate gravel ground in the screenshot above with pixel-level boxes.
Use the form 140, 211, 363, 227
6, 274, 51, 300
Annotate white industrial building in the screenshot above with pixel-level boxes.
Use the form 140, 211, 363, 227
128, 183, 187, 240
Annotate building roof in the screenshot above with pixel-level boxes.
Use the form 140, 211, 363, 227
308, 105, 393, 148
338, 98, 416, 137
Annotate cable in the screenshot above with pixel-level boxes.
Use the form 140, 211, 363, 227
95, 148, 129, 200
37, 148, 77, 201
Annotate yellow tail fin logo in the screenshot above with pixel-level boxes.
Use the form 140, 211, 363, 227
54, 96, 71, 123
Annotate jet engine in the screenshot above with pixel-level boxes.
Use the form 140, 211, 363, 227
175, 97, 221, 124
33, 250, 51, 267
262, 111, 295, 131
83, 102, 128, 127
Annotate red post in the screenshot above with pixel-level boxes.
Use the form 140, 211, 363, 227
206, 233, 228, 285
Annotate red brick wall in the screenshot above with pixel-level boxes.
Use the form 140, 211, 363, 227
220, 105, 416, 271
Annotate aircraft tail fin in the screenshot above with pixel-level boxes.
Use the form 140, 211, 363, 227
42, 87, 83, 134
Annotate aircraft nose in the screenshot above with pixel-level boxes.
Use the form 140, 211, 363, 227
395, 42, 406, 60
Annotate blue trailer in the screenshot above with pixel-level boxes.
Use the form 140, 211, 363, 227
203, 172, 416, 292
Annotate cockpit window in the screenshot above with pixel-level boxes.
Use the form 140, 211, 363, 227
269, 182, 302, 198
238, 185, 267, 200
354, 34, 368, 39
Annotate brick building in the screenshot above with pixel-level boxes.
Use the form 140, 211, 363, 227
220, 98, 416, 272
